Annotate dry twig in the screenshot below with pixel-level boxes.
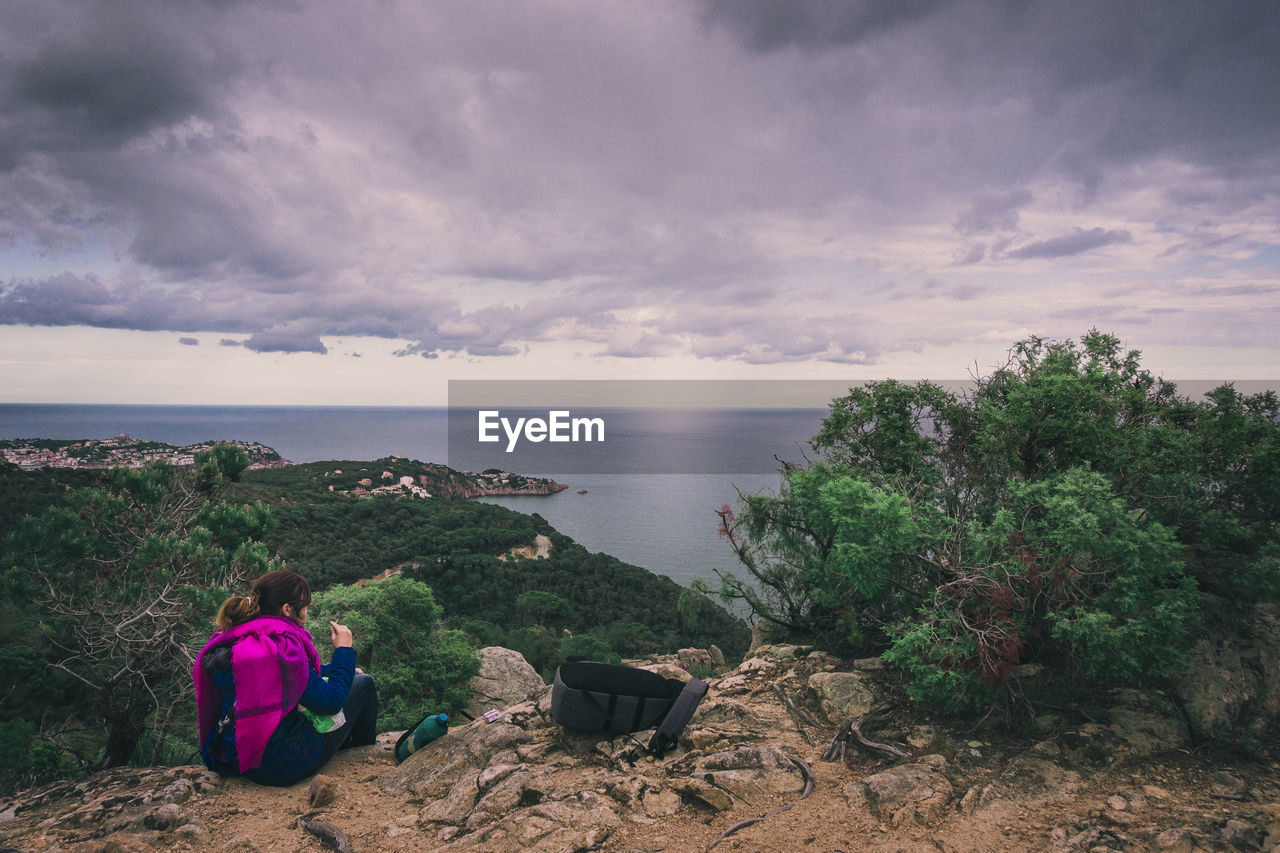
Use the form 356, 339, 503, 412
771, 684, 821, 745
705, 753, 815, 852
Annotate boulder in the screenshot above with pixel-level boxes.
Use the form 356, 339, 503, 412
1174, 603, 1280, 752
808, 671, 876, 724
857, 762, 954, 826
691, 745, 808, 806
380, 720, 532, 798
676, 648, 714, 671
1106, 689, 1190, 757
465, 647, 548, 718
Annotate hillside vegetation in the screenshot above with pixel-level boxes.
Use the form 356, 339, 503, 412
0, 450, 747, 793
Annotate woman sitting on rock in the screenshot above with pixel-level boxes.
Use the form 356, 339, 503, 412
195, 570, 379, 786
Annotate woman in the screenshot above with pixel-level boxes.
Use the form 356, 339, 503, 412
194, 570, 379, 786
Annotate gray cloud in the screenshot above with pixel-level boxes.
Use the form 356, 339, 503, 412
1007, 228, 1133, 260
0, 0, 1276, 366
178, 336, 199, 346
698, 0, 950, 53
954, 189, 1033, 236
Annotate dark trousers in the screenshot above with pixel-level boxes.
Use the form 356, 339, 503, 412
320, 673, 379, 763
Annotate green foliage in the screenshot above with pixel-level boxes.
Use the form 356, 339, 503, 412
0, 719, 66, 796
309, 576, 480, 729
236, 479, 749, 659
516, 590, 573, 629
3, 445, 279, 769
718, 331, 1279, 712
561, 635, 620, 664
503, 625, 562, 676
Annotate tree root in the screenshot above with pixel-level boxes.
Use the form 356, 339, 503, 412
821, 703, 910, 763
771, 684, 822, 745
705, 752, 815, 852
301, 818, 354, 853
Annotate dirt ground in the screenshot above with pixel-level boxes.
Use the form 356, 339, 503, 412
7, 726, 1277, 853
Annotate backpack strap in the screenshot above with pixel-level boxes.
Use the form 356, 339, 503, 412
647, 677, 708, 758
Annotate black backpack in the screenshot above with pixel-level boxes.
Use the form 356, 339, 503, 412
550, 660, 709, 758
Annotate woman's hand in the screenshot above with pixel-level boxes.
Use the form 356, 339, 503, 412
329, 620, 354, 649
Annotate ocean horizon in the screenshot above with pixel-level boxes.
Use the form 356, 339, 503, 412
0, 403, 826, 597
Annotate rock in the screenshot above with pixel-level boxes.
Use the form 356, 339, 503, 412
380, 720, 532, 797
477, 763, 525, 793
708, 644, 726, 667
465, 647, 548, 717
139, 802, 185, 830
308, 773, 339, 808
1106, 795, 1127, 810
692, 745, 807, 805
1219, 818, 1263, 849
1029, 739, 1062, 760
749, 617, 778, 650
175, 820, 210, 841
677, 648, 714, 671
977, 757, 1084, 810
1153, 827, 1195, 852
808, 671, 876, 724
474, 769, 535, 815
641, 662, 692, 681
1107, 688, 1190, 757
1173, 602, 1280, 752
421, 774, 480, 825
858, 763, 954, 826
1061, 724, 1119, 766
751, 643, 813, 662
671, 777, 736, 812
641, 789, 682, 818
907, 725, 938, 750
1210, 771, 1248, 798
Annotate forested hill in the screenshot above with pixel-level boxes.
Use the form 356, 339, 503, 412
0, 456, 749, 674
232, 461, 749, 670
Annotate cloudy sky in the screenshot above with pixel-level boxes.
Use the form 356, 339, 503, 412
1, 0, 1277, 404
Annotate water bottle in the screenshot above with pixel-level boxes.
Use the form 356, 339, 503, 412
397, 713, 448, 762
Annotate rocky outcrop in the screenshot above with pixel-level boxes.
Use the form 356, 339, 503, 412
5, 644, 1280, 853
1174, 602, 1280, 752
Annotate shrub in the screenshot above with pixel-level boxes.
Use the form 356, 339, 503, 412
310, 576, 480, 729
716, 331, 1278, 711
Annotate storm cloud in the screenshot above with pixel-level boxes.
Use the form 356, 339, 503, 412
0, 0, 1276, 365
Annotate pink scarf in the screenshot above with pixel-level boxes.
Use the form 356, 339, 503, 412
194, 615, 321, 772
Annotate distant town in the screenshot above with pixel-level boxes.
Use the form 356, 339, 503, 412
0, 436, 288, 470
0, 437, 568, 500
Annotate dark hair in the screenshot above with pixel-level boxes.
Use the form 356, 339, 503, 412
216, 570, 312, 629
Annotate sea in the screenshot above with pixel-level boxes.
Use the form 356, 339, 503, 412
0, 404, 829, 603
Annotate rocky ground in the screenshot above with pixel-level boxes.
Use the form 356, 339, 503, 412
3, 644, 1279, 853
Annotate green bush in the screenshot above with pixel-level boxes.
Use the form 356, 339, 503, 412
0, 719, 67, 796
717, 331, 1279, 711
309, 576, 480, 729
561, 635, 620, 665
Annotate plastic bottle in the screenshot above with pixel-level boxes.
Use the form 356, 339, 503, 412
397, 713, 448, 762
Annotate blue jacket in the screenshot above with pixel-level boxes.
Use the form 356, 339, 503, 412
201, 643, 357, 786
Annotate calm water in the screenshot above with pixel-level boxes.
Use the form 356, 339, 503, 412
0, 404, 823, 596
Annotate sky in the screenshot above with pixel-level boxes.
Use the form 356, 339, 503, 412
1, 0, 1278, 405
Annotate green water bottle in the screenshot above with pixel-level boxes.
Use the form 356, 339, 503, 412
397, 713, 448, 762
